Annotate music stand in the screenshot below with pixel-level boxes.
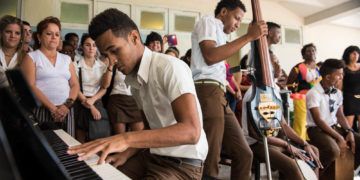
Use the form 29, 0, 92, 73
0, 87, 71, 180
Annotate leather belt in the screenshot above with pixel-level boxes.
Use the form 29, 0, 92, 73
155, 155, 203, 167
194, 79, 225, 91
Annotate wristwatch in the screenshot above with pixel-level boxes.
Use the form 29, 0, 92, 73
63, 98, 75, 108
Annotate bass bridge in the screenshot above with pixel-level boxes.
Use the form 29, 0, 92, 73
256, 92, 282, 137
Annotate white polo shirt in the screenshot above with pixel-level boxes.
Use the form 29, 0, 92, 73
190, 15, 227, 85
125, 47, 208, 160
110, 70, 132, 96
76, 58, 107, 97
306, 83, 343, 127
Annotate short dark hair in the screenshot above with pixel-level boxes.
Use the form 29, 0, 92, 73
180, 49, 191, 67
144, 31, 163, 46
37, 16, 61, 35
22, 20, 30, 27
301, 43, 316, 58
342, 45, 360, 65
64, 32, 78, 41
319, 59, 345, 77
267, 22, 280, 31
214, 0, 246, 16
165, 46, 180, 58
80, 33, 91, 46
35, 16, 61, 48
62, 40, 74, 49
88, 8, 139, 41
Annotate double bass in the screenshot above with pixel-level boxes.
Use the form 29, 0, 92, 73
246, 0, 282, 179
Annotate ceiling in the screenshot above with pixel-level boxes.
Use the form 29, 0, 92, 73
265, 0, 360, 29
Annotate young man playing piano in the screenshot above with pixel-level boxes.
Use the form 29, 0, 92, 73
306, 59, 360, 177
67, 8, 208, 179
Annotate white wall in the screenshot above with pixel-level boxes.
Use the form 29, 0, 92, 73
228, 0, 304, 73
22, 0, 59, 25
303, 24, 360, 62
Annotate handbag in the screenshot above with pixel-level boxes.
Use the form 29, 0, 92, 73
88, 101, 111, 141
78, 65, 111, 141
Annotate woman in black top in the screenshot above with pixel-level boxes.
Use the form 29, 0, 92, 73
342, 45, 360, 128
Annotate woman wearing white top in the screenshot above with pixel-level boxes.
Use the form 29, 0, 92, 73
102, 59, 144, 134
0, 15, 25, 86
21, 17, 79, 136
75, 34, 110, 142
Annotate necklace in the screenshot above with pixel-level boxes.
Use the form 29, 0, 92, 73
3, 51, 16, 57
4, 53, 15, 57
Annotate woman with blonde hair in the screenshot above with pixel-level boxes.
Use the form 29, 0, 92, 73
0, 15, 25, 86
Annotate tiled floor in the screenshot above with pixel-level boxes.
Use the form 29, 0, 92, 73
218, 163, 279, 180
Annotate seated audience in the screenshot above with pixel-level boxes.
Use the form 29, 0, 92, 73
0, 15, 24, 70
165, 46, 179, 58
180, 48, 191, 67
74, 33, 110, 142
306, 59, 360, 177
65, 32, 81, 61
144, 31, 163, 53
0, 15, 25, 86
60, 41, 75, 62
22, 21, 33, 53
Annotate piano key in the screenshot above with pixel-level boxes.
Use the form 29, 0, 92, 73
43, 130, 101, 180
53, 130, 130, 180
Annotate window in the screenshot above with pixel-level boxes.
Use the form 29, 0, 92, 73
59, 0, 92, 29
174, 15, 196, 32
284, 28, 301, 44
96, 1, 130, 16
134, 6, 168, 34
0, 0, 19, 17
140, 11, 165, 30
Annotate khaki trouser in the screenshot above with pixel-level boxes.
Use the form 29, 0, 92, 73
307, 126, 360, 175
196, 83, 253, 180
251, 142, 319, 180
118, 150, 203, 180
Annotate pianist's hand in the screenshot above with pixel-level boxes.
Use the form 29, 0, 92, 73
106, 152, 128, 167
67, 134, 129, 164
